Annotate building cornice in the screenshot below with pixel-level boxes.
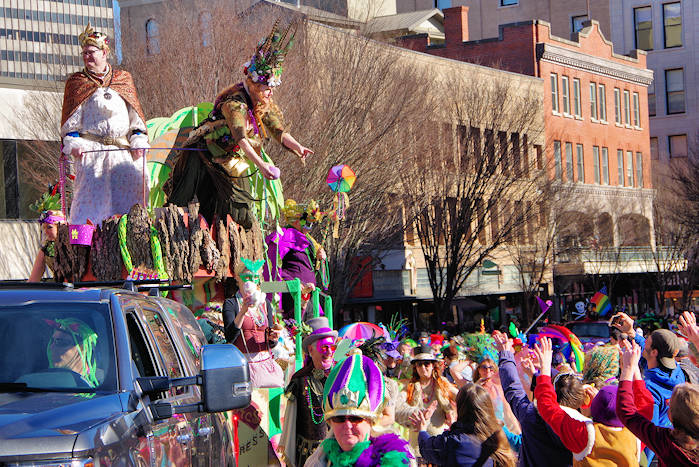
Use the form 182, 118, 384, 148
537, 43, 654, 86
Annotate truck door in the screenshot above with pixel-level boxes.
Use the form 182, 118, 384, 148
125, 300, 193, 466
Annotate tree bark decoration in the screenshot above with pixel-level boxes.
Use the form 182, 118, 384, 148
53, 224, 90, 283
125, 204, 154, 271
90, 217, 122, 280
188, 199, 204, 276
214, 218, 230, 281
156, 203, 191, 281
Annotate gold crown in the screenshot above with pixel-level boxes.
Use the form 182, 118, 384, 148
324, 386, 377, 420
79, 23, 109, 50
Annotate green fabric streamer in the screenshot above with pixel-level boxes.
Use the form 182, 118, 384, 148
322, 438, 370, 467
249, 147, 284, 223
149, 225, 168, 280
380, 450, 411, 467
118, 214, 133, 273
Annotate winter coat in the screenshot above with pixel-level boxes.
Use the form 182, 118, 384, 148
418, 424, 495, 467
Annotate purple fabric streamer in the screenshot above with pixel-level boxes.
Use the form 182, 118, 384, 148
355, 434, 413, 467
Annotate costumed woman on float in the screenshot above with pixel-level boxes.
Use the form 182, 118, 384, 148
266, 199, 329, 320
60, 23, 149, 225
166, 21, 313, 228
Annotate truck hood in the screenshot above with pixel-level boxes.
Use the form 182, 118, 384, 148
0, 391, 124, 457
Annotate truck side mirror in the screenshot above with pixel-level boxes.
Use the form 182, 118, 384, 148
200, 344, 251, 412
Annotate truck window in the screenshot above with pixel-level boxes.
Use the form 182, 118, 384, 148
126, 313, 157, 378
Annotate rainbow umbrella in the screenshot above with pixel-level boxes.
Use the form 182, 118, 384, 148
338, 322, 384, 340
326, 165, 356, 193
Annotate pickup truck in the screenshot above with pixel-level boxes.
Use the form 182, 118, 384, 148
0, 282, 251, 466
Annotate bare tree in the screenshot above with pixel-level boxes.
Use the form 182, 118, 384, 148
399, 70, 545, 326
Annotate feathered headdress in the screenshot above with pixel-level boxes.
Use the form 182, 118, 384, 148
31, 183, 65, 224
243, 19, 297, 87
79, 22, 109, 50
462, 332, 498, 363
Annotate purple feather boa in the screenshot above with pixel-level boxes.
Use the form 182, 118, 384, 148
355, 434, 413, 467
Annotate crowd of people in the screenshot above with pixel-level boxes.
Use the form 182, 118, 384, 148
275, 312, 699, 466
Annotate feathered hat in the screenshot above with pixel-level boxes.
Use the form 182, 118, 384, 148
30, 183, 65, 225
243, 19, 296, 87
463, 332, 498, 363
323, 348, 385, 421
79, 22, 109, 51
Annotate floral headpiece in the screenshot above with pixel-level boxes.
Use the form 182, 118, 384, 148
243, 19, 296, 87
282, 199, 324, 225
79, 23, 109, 51
30, 183, 65, 224
323, 348, 385, 420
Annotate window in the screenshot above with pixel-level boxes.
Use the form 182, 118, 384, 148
665, 68, 685, 114
565, 143, 574, 181
626, 151, 634, 187
535, 144, 543, 170
669, 134, 687, 158
572, 15, 588, 33
590, 82, 597, 120
554, 141, 562, 179
500, 0, 518, 5
636, 152, 643, 187
634, 6, 653, 51
663, 2, 682, 48
593, 146, 600, 184
562, 76, 570, 115
614, 88, 622, 123
623, 90, 631, 125
648, 81, 656, 117
617, 150, 624, 185
551, 74, 559, 113
573, 79, 581, 117
650, 137, 659, 160
576, 144, 585, 183
601, 147, 609, 185
146, 19, 160, 55
598, 84, 606, 121
632, 92, 640, 127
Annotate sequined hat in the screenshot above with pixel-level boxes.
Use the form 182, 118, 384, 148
323, 348, 385, 420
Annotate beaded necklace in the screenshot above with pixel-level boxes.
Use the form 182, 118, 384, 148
304, 378, 324, 424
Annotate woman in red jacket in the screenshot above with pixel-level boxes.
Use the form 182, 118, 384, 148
616, 339, 699, 466
533, 337, 653, 466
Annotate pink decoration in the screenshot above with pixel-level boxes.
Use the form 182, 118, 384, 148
69, 224, 94, 246
268, 166, 280, 179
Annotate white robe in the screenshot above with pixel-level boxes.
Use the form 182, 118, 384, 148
61, 87, 150, 225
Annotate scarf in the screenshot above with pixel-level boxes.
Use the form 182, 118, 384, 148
322, 434, 412, 467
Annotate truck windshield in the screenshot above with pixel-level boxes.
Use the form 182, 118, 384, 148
0, 303, 117, 392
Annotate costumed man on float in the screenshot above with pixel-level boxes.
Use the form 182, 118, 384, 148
222, 258, 284, 388
279, 317, 337, 467
304, 348, 416, 467
266, 199, 329, 320
166, 20, 313, 228
60, 23, 149, 225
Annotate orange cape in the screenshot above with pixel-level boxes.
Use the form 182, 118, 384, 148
61, 68, 146, 127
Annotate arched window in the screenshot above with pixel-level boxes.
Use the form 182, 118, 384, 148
199, 12, 212, 47
146, 19, 160, 55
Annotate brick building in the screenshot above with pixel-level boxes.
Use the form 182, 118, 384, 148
399, 7, 658, 316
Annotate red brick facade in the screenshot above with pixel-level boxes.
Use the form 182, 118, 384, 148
398, 6, 653, 189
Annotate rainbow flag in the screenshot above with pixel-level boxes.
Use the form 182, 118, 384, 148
590, 286, 612, 317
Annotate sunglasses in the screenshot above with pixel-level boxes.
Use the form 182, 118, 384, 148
330, 415, 365, 424
415, 361, 434, 367
480, 365, 495, 371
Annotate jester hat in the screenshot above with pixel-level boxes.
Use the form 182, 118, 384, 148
243, 19, 296, 87
79, 23, 109, 51
323, 348, 385, 421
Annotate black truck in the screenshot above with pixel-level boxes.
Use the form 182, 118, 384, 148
0, 282, 250, 466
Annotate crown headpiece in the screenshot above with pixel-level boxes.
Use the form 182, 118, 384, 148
242, 19, 297, 87
322, 348, 385, 420
79, 23, 109, 50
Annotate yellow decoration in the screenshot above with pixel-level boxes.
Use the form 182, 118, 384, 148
71, 229, 79, 240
